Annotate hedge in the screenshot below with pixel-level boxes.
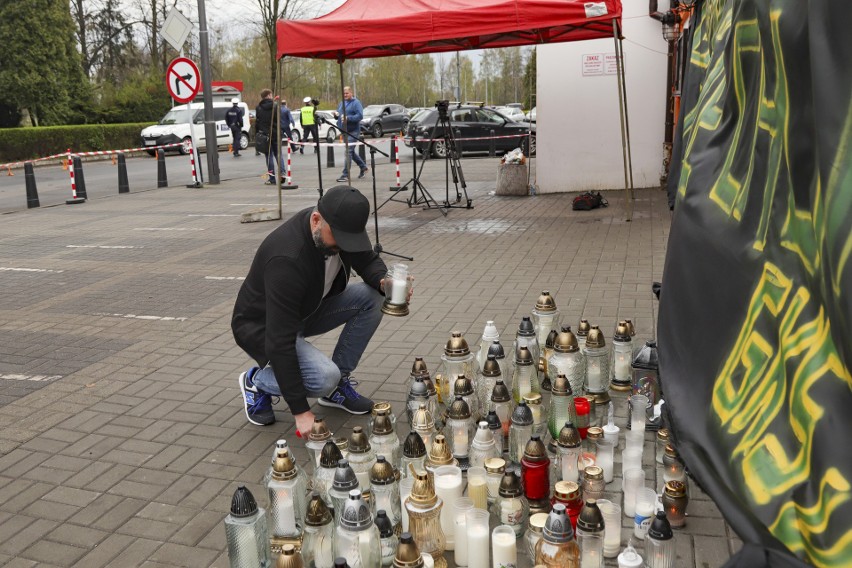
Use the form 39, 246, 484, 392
0, 123, 155, 163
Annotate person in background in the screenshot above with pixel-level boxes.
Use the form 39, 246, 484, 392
279, 98, 296, 161
300, 96, 319, 154
334, 86, 367, 182
255, 89, 279, 185
225, 98, 244, 157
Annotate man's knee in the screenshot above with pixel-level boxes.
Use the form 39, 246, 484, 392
319, 363, 341, 395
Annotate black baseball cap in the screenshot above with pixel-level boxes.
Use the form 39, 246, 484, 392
317, 186, 372, 252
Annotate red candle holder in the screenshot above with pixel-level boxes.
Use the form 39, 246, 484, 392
574, 397, 591, 439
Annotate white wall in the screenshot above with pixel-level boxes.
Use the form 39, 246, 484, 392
536, 0, 670, 193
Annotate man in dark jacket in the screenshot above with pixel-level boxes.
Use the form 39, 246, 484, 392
255, 89, 278, 184
225, 98, 244, 157
233, 186, 404, 434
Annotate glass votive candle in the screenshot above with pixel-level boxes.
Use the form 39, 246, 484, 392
595, 499, 622, 558
466, 508, 491, 568
633, 487, 657, 540
662, 480, 688, 528
625, 429, 644, 452
491, 525, 518, 568
629, 394, 649, 432
577, 532, 603, 568
622, 447, 642, 478
582, 465, 605, 501
662, 444, 686, 484
485, 458, 506, 504
525, 512, 547, 559
381, 262, 412, 316
453, 497, 474, 566
399, 475, 415, 533
594, 439, 615, 483
467, 466, 489, 510
574, 397, 591, 438
655, 429, 669, 465
434, 465, 464, 550
622, 468, 646, 518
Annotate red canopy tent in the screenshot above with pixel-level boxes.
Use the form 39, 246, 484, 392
275, 0, 633, 212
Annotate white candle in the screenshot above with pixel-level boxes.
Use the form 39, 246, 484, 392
467, 524, 490, 568
519, 367, 532, 400
587, 361, 602, 391
453, 428, 469, 457
399, 477, 414, 533
354, 470, 370, 491
561, 449, 579, 482
454, 513, 469, 566
390, 278, 407, 304
615, 355, 631, 381
597, 451, 613, 483
491, 528, 517, 568
581, 547, 602, 568
468, 476, 488, 510
434, 468, 463, 550
272, 491, 297, 536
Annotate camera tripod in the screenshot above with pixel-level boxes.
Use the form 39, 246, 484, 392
416, 102, 473, 210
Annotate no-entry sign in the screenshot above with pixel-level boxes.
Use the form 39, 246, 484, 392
166, 57, 201, 103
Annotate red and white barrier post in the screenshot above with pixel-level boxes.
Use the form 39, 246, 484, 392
389, 147, 401, 191
65, 149, 85, 204
187, 142, 201, 187
281, 142, 299, 190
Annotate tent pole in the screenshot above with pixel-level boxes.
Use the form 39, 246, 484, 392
338, 59, 350, 183
612, 18, 633, 222
619, 31, 635, 200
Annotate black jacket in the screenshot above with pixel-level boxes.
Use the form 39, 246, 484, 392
255, 98, 274, 134
225, 105, 243, 128
231, 207, 387, 414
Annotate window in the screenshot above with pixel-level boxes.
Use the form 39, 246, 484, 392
476, 109, 504, 124
213, 107, 229, 121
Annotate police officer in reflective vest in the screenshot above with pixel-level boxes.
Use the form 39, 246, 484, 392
225, 98, 244, 157
300, 97, 319, 154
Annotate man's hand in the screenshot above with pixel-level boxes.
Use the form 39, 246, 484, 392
294, 410, 315, 437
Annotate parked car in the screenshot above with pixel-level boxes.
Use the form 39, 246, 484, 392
140, 101, 251, 155
291, 110, 340, 144
525, 107, 536, 122
404, 104, 535, 158
495, 106, 527, 122
360, 104, 409, 138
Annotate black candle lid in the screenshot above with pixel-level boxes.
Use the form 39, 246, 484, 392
229, 485, 258, 518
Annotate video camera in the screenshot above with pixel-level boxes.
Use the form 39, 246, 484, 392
311, 98, 320, 106
435, 100, 450, 120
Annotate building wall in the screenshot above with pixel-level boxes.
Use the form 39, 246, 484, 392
536, 0, 671, 193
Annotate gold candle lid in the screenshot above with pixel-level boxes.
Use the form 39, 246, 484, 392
585, 325, 606, 348
410, 357, 430, 379
320, 440, 344, 468
393, 532, 425, 567
348, 426, 371, 454
557, 422, 582, 448
453, 375, 474, 397
482, 356, 502, 377
614, 320, 631, 341
665, 443, 679, 458
372, 413, 394, 436
372, 401, 393, 417
534, 290, 558, 312
447, 396, 471, 420
523, 435, 547, 461
586, 426, 603, 442
529, 512, 548, 533
305, 492, 333, 526
498, 470, 523, 497
553, 326, 580, 353
370, 455, 397, 485
412, 404, 435, 430
425, 434, 454, 467
276, 544, 303, 568
664, 480, 687, 498
485, 457, 506, 473
515, 346, 534, 365
308, 418, 332, 443
657, 428, 670, 442
577, 319, 591, 337
554, 480, 581, 501
491, 379, 511, 403
403, 431, 427, 458
624, 319, 636, 336
522, 392, 542, 406
583, 465, 604, 481
444, 331, 470, 356
271, 448, 297, 480
408, 466, 437, 506
551, 374, 572, 396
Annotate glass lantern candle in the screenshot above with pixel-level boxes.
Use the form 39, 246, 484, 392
662, 480, 688, 528
376, 510, 400, 567
552, 481, 583, 531
487, 340, 510, 384
371, 413, 401, 471
523, 393, 545, 438
485, 410, 504, 455
267, 447, 308, 542
540, 328, 558, 392
330, 459, 361, 525
575, 499, 605, 567
610, 321, 633, 391
370, 456, 402, 534
438, 332, 478, 407
492, 525, 519, 568
511, 346, 539, 404
347, 427, 377, 493
477, 355, 502, 417
467, 466, 489, 510
400, 431, 427, 480
632, 340, 661, 406
476, 321, 500, 371
307, 418, 333, 470
521, 435, 551, 511
404, 467, 447, 568
224, 485, 271, 568
484, 458, 506, 504
513, 316, 541, 385
531, 290, 562, 350
574, 397, 591, 438
662, 444, 686, 483
534, 503, 580, 568
408, 358, 440, 421
314, 441, 345, 507
424, 434, 458, 475
582, 326, 611, 395
393, 531, 425, 568
547, 373, 577, 440
576, 319, 591, 351
453, 376, 479, 422
370, 402, 397, 435
656, 429, 670, 465
381, 263, 412, 316
411, 404, 436, 455
645, 511, 675, 568
335, 489, 382, 568
594, 499, 621, 558
547, 326, 586, 399
446, 396, 475, 470
509, 401, 534, 464
553, 421, 582, 483
407, 378, 431, 429
490, 470, 529, 538
303, 492, 335, 568
628, 394, 649, 433
469, 421, 500, 468
490, 380, 512, 445
525, 512, 548, 560
581, 466, 605, 501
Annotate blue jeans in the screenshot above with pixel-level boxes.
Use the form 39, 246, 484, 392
252, 283, 384, 397
342, 133, 366, 176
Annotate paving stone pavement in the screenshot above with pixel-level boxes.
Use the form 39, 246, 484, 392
0, 155, 740, 567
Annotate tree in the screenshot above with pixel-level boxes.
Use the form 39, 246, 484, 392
254, 0, 311, 88
0, 0, 92, 125
72, 0, 140, 79
522, 47, 536, 110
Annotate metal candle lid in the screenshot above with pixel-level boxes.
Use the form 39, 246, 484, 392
453, 376, 474, 397
585, 325, 606, 348
657, 428, 670, 443
375, 509, 394, 538
486, 410, 502, 431
586, 426, 604, 442
545, 328, 559, 349
410, 357, 430, 380
529, 512, 548, 534
517, 316, 536, 337
372, 401, 393, 418
393, 532, 425, 567
576, 319, 591, 338
425, 434, 454, 467
412, 405, 435, 430
557, 421, 582, 448
340, 489, 373, 531
421, 375, 437, 396
409, 377, 428, 398
487, 340, 506, 360
473, 421, 492, 443
554, 480, 581, 501
403, 431, 427, 458
320, 440, 345, 468
498, 470, 523, 497
370, 456, 397, 485
372, 414, 394, 436
448, 396, 471, 420
491, 380, 511, 403
542, 503, 573, 543
230, 485, 259, 518
624, 319, 636, 337
308, 418, 333, 443
277, 544, 304, 568
333, 459, 359, 491
515, 346, 534, 365
443, 331, 470, 356
305, 491, 333, 526
633, 340, 660, 369
583, 466, 604, 481
577, 499, 605, 532
485, 457, 506, 474
482, 355, 502, 377
408, 467, 438, 506
553, 326, 580, 353
271, 448, 297, 481
511, 401, 534, 426
551, 374, 573, 396
523, 435, 547, 460
614, 320, 631, 342
534, 290, 558, 312
648, 510, 673, 540
348, 426, 371, 454
664, 480, 687, 498
522, 392, 542, 406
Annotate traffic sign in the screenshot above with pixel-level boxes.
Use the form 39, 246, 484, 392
166, 57, 201, 104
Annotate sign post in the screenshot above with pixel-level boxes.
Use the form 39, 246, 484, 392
166, 57, 203, 183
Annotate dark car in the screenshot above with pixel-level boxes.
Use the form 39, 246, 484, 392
360, 104, 408, 138
404, 104, 535, 158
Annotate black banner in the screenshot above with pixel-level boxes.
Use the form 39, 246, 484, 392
659, 0, 852, 567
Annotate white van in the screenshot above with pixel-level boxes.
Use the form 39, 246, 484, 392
140, 101, 251, 155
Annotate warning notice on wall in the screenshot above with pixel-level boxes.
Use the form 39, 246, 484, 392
582, 54, 604, 76
604, 53, 620, 75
